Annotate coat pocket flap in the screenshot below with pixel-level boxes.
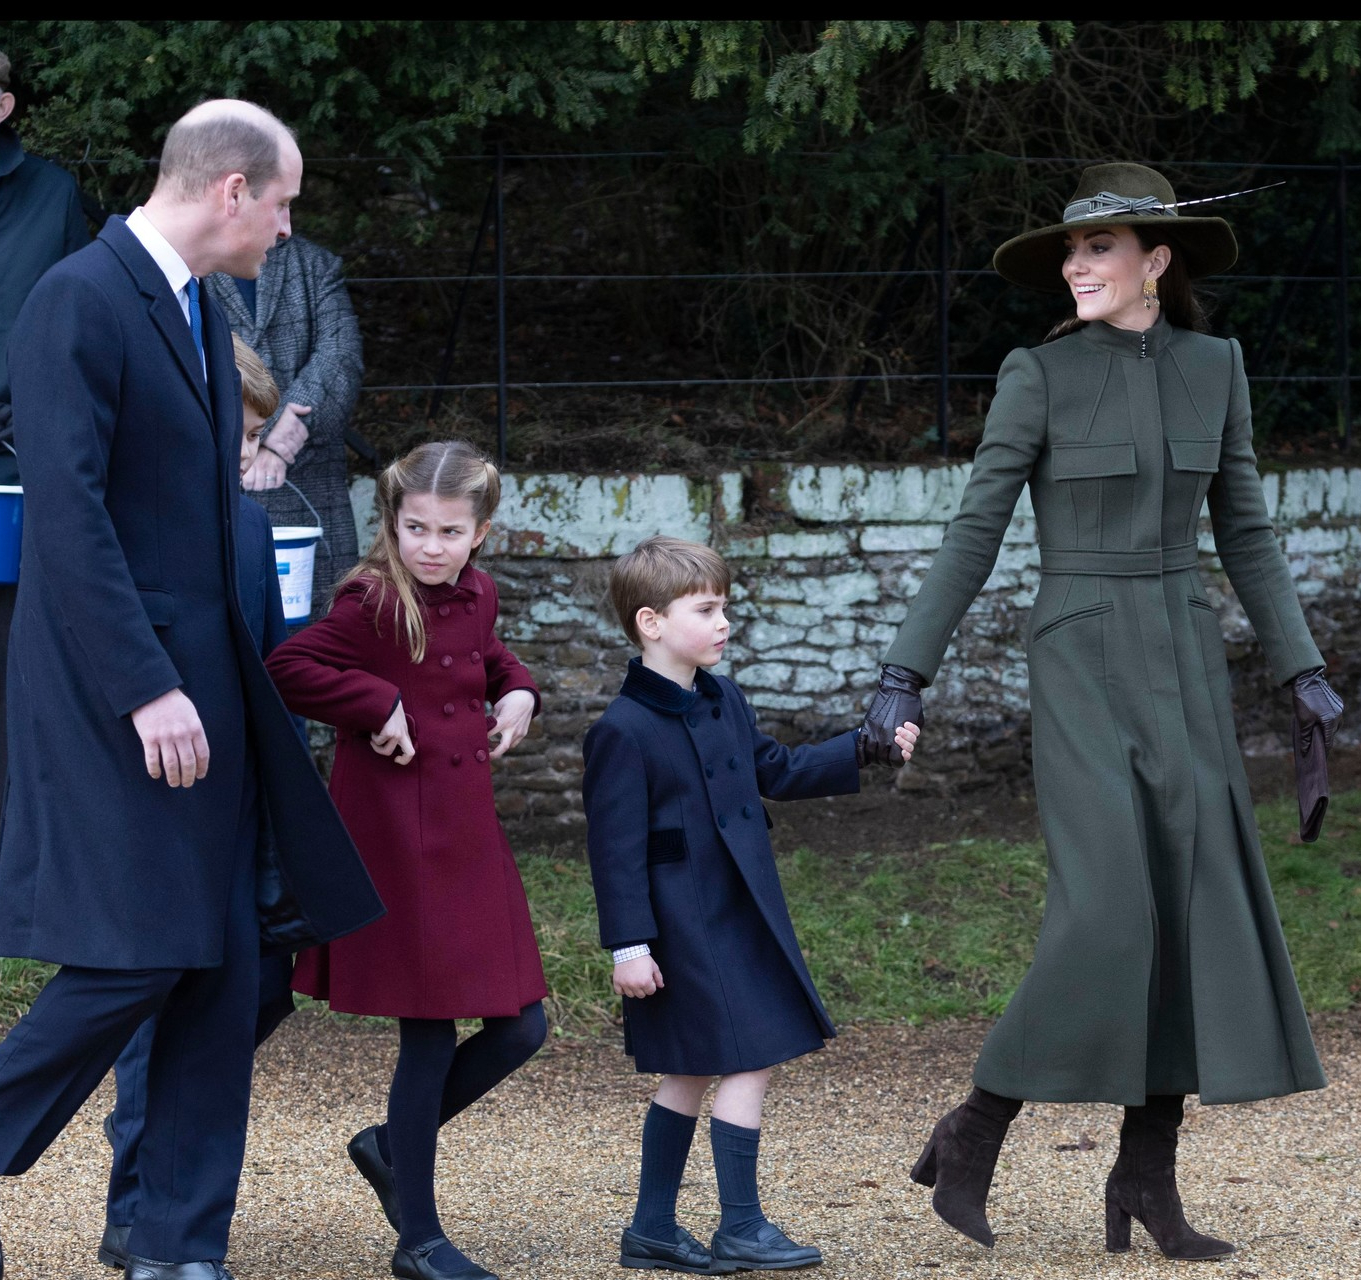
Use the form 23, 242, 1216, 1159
646, 828, 687, 864
1167, 438, 1221, 473
136, 588, 176, 628
1051, 442, 1136, 480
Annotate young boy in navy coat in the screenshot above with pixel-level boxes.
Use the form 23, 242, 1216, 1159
583, 536, 918, 1274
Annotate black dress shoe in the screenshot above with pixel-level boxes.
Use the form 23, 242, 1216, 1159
348, 1125, 402, 1233
620, 1224, 735, 1273
711, 1223, 822, 1271
391, 1236, 496, 1280
125, 1258, 234, 1280
98, 1222, 131, 1269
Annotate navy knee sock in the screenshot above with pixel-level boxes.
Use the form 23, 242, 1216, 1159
710, 1116, 768, 1239
631, 1102, 698, 1239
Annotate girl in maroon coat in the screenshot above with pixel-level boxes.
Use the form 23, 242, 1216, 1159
267, 440, 547, 1280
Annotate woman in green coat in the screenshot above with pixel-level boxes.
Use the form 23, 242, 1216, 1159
859, 164, 1343, 1260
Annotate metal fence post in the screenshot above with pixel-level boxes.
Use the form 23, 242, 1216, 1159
1338, 157, 1352, 449
495, 142, 508, 467
937, 179, 950, 458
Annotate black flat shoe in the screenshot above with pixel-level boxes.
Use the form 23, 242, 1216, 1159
125, 1259, 234, 1280
620, 1224, 736, 1273
348, 1125, 402, 1233
710, 1223, 822, 1271
391, 1237, 497, 1280
98, 1222, 131, 1269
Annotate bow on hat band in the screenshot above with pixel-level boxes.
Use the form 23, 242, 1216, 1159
1063, 191, 1175, 223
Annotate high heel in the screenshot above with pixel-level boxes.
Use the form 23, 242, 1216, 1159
1104, 1095, 1233, 1260
910, 1088, 1022, 1249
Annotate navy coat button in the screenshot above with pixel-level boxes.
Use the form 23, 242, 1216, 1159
470, 649, 481, 662
451, 753, 462, 765
475, 748, 488, 763
440, 655, 453, 668
712, 706, 721, 719
742, 804, 753, 818
438, 604, 451, 617
443, 702, 455, 715
728, 756, 738, 769
686, 715, 698, 728
717, 815, 728, 829
465, 601, 476, 614
705, 765, 714, 778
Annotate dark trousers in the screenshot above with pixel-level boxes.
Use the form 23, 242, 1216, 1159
106, 952, 295, 1229
0, 788, 260, 1262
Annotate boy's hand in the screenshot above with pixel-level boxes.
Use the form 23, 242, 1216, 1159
613, 955, 664, 999
896, 721, 921, 764
488, 688, 535, 758
371, 700, 415, 765
858, 664, 925, 766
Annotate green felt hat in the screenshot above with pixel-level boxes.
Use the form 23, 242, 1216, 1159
992, 162, 1240, 293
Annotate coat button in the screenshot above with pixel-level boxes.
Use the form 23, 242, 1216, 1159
742, 804, 753, 819
712, 705, 721, 719
440, 655, 453, 668
451, 753, 462, 766
443, 702, 455, 715
728, 756, 738, 769
475, 748, 488, 763
470, 649, 481, 662
686, 715, 697, 728
469, 698, 481, 711
438, 604, 451, 617
717, 815, 728, 829
705, 765, 714, 778
465, 601, 476, 614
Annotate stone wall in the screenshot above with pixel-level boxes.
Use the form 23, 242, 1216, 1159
347, 464, 1361, 823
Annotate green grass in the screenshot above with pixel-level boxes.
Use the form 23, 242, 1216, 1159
4, 791, 1359, 1033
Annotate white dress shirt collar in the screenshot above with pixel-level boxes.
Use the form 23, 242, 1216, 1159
126, 207, 193, 314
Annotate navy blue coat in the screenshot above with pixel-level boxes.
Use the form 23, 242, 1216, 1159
0, 219, 382, 969
583, 659, 860, 1075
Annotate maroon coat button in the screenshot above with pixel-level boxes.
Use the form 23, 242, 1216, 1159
440, 655, 453, 668
465, 601, 476, 614
468, 698, 480, 711
451, 753, 462, 765
443, 702, 455, 715
474, 748, 488, 763
438, 604, 451, 617
470, 649, 481, 662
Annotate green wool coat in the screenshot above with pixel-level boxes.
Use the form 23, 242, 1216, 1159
885, 318, 1326, 1105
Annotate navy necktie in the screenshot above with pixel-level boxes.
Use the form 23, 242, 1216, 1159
186, 277, 205, 368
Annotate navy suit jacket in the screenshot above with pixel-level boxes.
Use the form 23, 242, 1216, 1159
0, 218, 381, 968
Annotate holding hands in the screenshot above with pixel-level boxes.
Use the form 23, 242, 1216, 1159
858, 663, 926, 767
614, 953, 664, 999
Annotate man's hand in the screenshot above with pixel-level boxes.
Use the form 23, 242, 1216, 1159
131, 689, 209, 787
488, 688, 536, 759
370, 700, 415, 765
858, 664, 926, 767
613, 954, 664, 999
262, 403, 310, 464
241, 445, 286, 491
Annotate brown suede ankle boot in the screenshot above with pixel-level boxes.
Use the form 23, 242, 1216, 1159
910, 1087, 1023, 1248
1105, 1094, 1234, 1260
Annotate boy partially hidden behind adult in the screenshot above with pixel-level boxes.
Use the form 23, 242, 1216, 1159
582, 536, 917, 1274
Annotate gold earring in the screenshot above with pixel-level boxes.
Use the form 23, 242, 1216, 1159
1143, 277, 1160, 309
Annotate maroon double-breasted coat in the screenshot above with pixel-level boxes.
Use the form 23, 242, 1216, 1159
266, 565, 547, 1019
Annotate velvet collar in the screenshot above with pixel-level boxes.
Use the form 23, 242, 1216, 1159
619, 656, 722, 715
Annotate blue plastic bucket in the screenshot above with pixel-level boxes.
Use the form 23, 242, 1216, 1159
0, 486, 22, 583
273, 525, 323, 623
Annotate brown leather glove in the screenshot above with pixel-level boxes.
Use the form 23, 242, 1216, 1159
1292, 667, 1343, 843
857, 664, 925, 767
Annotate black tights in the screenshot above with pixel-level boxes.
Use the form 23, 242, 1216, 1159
386, 1001, 546, 1249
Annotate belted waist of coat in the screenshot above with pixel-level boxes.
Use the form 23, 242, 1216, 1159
1039, 541, 1200, 577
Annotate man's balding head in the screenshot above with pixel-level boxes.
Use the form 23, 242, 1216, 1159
156, 99, 296, 202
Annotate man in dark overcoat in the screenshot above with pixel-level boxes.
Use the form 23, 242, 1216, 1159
0, 99, 381, 1280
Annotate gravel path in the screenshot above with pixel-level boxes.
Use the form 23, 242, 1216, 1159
1, 1009, 1356, 1280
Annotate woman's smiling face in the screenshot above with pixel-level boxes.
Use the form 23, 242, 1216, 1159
1061, 224, 1170, 332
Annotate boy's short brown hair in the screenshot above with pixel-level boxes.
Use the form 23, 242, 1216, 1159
231, 334, 279, 420
609, 535, 732, 647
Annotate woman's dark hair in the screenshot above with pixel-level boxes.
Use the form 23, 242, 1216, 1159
1043, 227, 1213, 343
